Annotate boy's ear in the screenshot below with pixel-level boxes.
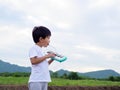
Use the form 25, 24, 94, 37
39, 37, 43, 42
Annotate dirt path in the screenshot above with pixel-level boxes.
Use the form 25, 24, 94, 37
0, 85, 120, 90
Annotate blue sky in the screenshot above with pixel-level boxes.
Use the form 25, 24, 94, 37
0, 0, 120, 73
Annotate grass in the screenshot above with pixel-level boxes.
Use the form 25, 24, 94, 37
49, 78, 120, 86
0, 77, 120, 86
0, 77, 28, 85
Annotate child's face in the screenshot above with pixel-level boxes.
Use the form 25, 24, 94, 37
40, 36, 51, 47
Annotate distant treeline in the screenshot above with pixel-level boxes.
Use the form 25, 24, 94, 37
0, 72, 120, 81
0, 72, 30, 77
51, 71, 120, 81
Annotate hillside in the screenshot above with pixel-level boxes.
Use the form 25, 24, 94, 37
0, 60, 120, 79
0, 60, 31, 72
82, 69, 120, 79
56, 69, 120, 79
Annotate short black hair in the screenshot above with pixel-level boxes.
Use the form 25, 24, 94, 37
32, 26, 51, 43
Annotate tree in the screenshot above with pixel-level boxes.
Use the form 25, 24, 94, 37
51, 72, 58, 78
109, 76, 115, 81
61, 73, 68, 79
115, 76, 120, 81
68, 72, 79, 80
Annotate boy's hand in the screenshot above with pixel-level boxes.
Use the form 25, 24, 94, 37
46, 53, 56, 58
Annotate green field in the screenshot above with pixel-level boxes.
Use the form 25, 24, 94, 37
50, 78, 120, 86
0, 77, 28, 85
0, 77, 120, 86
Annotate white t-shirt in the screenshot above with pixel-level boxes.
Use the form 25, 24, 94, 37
28, 44, 51, 83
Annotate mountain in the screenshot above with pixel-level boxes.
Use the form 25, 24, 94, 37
0, 60, 120, 79
55, 69, 70, 76
82, 69, 120, 79
56, 69, 120, 79
0, 60, 31, 72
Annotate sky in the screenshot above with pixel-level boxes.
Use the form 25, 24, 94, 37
0, 0, 120, 73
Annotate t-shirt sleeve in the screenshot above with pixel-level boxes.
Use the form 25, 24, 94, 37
29, 47, 38, 58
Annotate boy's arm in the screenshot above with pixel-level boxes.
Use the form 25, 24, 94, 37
30, 53, 55, 65
48, 59, 54, 65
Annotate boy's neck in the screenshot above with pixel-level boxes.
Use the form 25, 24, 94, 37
36, 43, 42, 47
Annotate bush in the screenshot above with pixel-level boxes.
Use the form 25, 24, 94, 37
108, 76, 120, 81
67, 72, 79, 80
0, 72, 30, 77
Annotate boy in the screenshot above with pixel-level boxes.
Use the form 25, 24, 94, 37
28, 26, 56, 90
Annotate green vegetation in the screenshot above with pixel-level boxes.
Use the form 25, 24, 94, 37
49, 78, 120, 86
51, 71, 120, 81
0, 72, 30, 77
0, 77, 28, 85
0, 72, 120, 86
0, 77, 120, 86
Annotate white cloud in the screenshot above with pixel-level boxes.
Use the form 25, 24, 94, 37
88, 0, 120, 9
0, 25, 32, 66
0, 0, 120, 73
75, 45, 120, 61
